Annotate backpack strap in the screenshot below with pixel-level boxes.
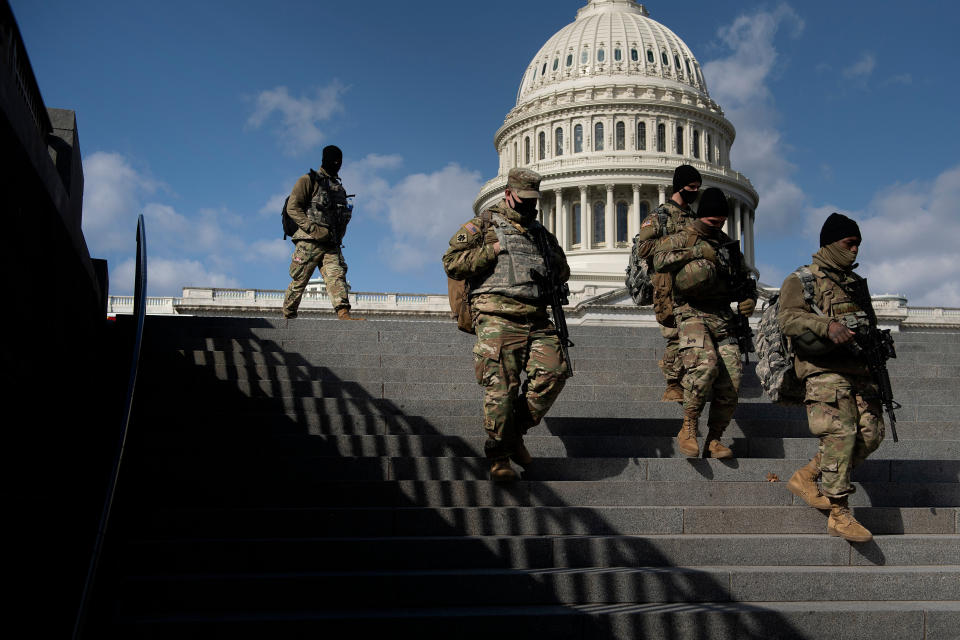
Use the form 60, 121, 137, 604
793, 265, 821, 314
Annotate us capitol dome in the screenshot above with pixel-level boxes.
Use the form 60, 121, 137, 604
474, 0, 759, 296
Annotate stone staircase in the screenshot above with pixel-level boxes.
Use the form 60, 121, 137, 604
90, 316, 960, 639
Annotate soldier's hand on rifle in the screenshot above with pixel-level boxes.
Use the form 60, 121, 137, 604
827, 319, 855, 345
738, 298, 756, 317
699, 243, 716, 263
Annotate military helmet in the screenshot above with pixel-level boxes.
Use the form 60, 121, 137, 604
674, 258, 717, 296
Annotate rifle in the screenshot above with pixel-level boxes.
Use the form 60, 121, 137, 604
717, 239, 757, 363
818, 268, 901, 443
531, 227, 574, 376
840, 313, 901, 442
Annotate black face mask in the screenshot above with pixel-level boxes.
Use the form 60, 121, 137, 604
513, 197, 538, 217
679, 189, 699, 204
321, 147, 343, 176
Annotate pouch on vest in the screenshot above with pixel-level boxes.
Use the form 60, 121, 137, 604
674, 258, 717, 297
652, 272, 676, 327
625, 234, 654, 305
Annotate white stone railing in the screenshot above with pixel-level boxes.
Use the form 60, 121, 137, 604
107, 296, 177, 315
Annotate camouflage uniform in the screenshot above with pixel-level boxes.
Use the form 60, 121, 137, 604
282, 167, 351, 317
653, 224, 746, 434
634, 200, 695, 387
442, 200, 570, 462
779, 258, 885, 498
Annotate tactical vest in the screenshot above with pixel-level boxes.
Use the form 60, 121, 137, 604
469, 212, 547, 301
808, 263, 871, 325
307, 171, 351, 237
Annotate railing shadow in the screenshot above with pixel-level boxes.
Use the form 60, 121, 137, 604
91, 316, 820, 638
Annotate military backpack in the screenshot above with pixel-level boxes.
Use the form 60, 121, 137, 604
447, 210, 494, 334
755, 266, 816, 404
281, 171, 318, 240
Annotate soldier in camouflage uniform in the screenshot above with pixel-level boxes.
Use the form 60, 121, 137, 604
442, 168, 571, 482
634, 165, 702, 401
653, 188, 757, 459
282, 145, 362, 320
778, 213, 883, 542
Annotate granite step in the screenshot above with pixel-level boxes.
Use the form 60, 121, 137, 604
117, 534, 960, 571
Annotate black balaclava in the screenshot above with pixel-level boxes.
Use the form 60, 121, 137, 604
819, 212, 861, 247
695, 187, 728, 218
321, 145, 343, 176
672, 164, 702, 205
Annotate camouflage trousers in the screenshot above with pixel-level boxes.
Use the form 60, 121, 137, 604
658, 324, 682, 384
473, 312, 570, 460
677, 309, 742, 428
804, 372, 884, 498
282, 240, 350, 317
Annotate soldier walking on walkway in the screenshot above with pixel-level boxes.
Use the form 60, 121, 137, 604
634, 164, 702, 401
653, 188, 757, 459
442, 168, 571, 482
281, 145, 363, 320
778, 213, 884, 542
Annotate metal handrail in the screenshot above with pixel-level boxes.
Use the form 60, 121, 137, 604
73, 215, 147, 639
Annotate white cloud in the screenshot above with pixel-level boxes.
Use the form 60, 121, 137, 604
259, 192, 288, 216
248, 238, 292, 263
802, 165, 960, 305
112, 257, 240, 297
246, 81, 348, 155
82, 152, 161, 253
347, 162, 483, 272
842, 52, 876, 79
703, 4, 806, 232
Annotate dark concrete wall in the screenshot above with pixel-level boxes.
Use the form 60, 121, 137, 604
2, 1, 121, 634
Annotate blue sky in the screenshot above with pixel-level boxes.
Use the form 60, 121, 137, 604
12, 0, 960, 305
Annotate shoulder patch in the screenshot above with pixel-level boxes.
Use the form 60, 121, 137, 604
464, 222, 479, 234
456, 233, 468, 243
641, 219, 653, 228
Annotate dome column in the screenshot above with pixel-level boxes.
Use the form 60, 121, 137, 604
579, 185, 590, 249
555, 189, 568, 249
631, 184, 642, 237
658, 184, 666, 205
605, 184, 615, 248
744, 208, 756, 268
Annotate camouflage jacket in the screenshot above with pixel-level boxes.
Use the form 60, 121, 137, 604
442, 201, 569, 317
653, 223, 738, 311
634, 200, 695, 262
778, 258, 871, 380
286, 167, 342, 245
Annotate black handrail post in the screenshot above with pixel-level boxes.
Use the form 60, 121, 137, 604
72, 214, 147, 639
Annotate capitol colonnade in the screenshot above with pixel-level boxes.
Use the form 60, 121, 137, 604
474, 0, 759, 293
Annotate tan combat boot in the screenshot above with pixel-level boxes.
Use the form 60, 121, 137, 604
787, 454, 831, 509
511, 439, 533, 467
490, 458, 518, 482
676, 417, 700, 457
827, 497, 872, 542
661, 381, 684, 402
336, 308, 365, 321
702, 425, 733, 459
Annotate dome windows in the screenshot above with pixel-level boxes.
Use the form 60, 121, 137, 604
637, 122, 646, 151
542, 62, 547, 76
661, 51, 668, 65
566, 54, 573, 67
676, 126, 683, 154
693, 130, 700, 159
597, 48, 605, 62
594, 122, 604, 151
647, 49, 654, 64
574, 124, 583, 153
572, 204, 582, 244
685, 59, 692, 76
581, 49, 589, 64
553, 57, 559, 71
614, 48, 622, 62
616, 202, 629, 243
657, 124, 666, 152
594, 202, 605, 243
524, 136, 531, 164
538, 132, 546, 161
555, 128, 564, 156
615, 122, 625, 150
632, 48, 640, 62
675, 55, 682, 73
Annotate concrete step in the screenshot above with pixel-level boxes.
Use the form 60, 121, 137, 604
114, 566, 960, 616
116, 508, 960, 538
118, 534, 960, 571
130, 432, 960, 461
108, 600, 960, 640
